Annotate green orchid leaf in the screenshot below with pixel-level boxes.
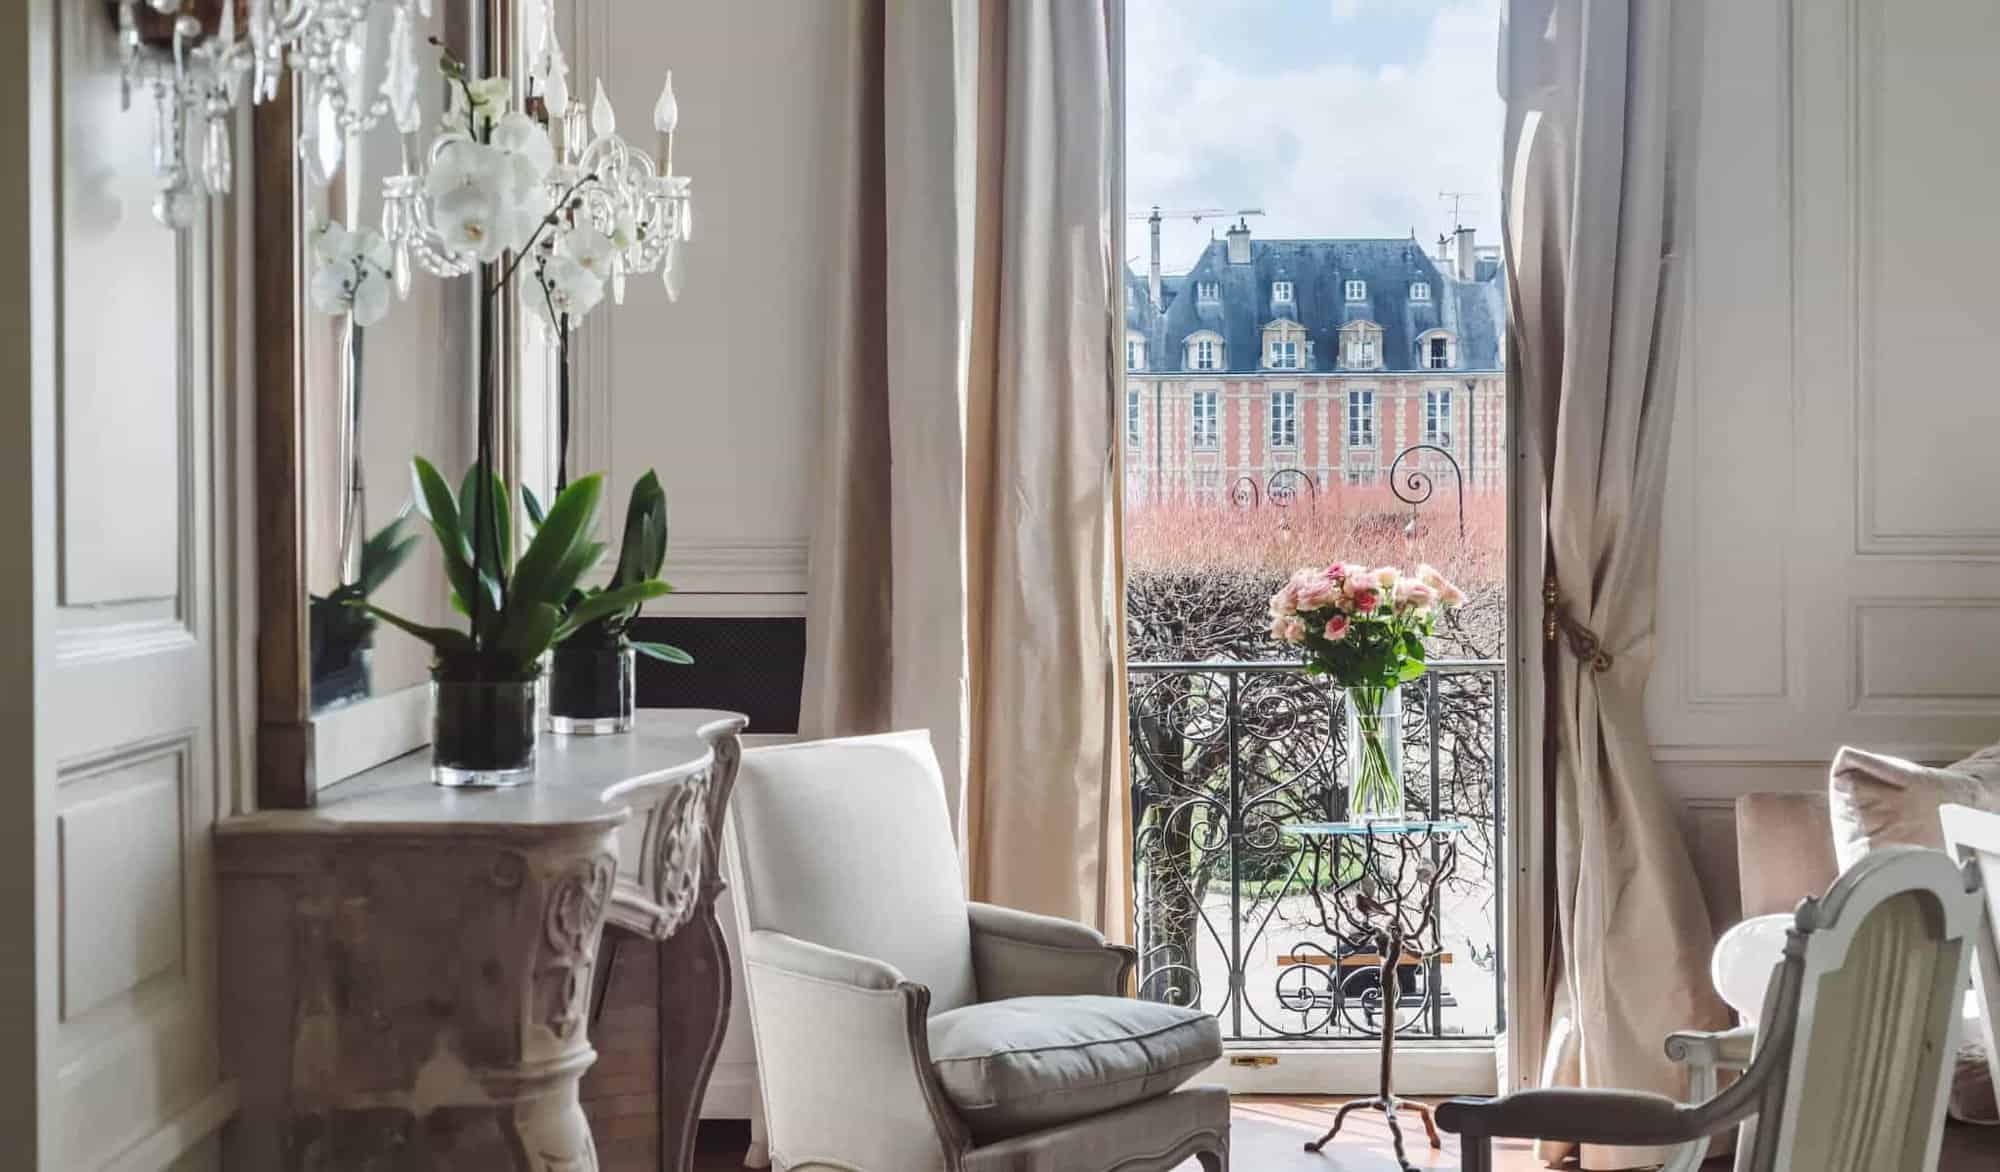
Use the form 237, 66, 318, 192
357, 534, 422, 598
554, 579, 669, 642
545, 540, 609, 609
522, 483, 547, 528
498, 601, 564, 666
512, 474, 604, 609
411, 457, 494, 620
631, 640, 694, 666
458, 463, 512, 592
344, 599, 476, 654
611, 471, 669, 588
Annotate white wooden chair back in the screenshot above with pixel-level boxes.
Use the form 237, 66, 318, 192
1941, 803, 2000, 1127
1746, 846, 1982, 1172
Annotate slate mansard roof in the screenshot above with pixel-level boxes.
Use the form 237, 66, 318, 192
1129, 234, 1504, 375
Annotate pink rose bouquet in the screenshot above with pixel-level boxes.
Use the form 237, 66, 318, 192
1267, 562, 1465, 818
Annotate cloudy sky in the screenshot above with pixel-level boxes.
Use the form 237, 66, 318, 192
1126, 0, 1504, 274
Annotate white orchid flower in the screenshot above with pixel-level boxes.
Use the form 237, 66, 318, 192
434, 183, 507, 263
424, 137, 501, 198
491, 111, 555, 184
311, 221, 352, 267
526, 255, 604, 330
427, 139, 548, 260
307, 221, 393, 326
468, 76, 511, 115
559, 225, 617, 282
444, 75, 512, 136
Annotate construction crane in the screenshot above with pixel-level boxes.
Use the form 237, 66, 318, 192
1128, 206, 1264, 313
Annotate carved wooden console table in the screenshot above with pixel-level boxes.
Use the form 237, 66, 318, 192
217, 709, 748, 1172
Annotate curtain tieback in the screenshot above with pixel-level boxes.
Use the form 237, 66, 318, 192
1543, 575, 1613, 673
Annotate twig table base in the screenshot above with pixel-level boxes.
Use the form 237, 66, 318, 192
1284, 819, 1465, 1172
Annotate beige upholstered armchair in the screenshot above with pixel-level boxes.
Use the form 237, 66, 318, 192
725, 731, 1229, 1171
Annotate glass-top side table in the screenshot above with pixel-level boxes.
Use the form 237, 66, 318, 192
1283, 819, 1468, 1170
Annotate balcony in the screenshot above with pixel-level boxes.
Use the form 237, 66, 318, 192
1128, 659, 1505, 1043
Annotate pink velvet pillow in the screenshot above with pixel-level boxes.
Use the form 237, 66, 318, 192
1827, 744, 2000, 872
1827, 742, 2000, 1123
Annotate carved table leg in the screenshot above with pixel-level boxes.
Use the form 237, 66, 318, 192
657, 885, 732, 1171
656, 728, 744, 1172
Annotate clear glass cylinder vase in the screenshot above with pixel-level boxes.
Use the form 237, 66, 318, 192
432, 674, 540, 787
1342, 684, 1405, 821
546, 644, 636, 735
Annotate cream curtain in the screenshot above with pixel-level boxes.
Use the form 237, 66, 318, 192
1501, 1, 1727, 1168
800, 0, 1128, 937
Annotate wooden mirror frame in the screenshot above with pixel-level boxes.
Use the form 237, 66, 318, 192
253, 0, 520, 810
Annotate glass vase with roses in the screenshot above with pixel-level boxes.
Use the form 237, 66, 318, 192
1269, 563, 1466, 820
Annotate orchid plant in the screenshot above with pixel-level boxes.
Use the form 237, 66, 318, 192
359, 49, 686, 690
424, 43, 631, 494
527, 470, 691, 666
1269, 562, 1466, 818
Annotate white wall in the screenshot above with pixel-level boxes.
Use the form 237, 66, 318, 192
1651, 0, 2000, 926
563, 0, 860, 617
556, 0, 863, 1128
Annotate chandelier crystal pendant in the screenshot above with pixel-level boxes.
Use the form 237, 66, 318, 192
378, 7, 692, 299
115, 0, 434, 230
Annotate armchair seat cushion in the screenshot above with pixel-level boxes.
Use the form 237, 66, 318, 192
927, 995, 1221, 1142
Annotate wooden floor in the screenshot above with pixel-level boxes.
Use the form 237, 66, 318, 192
690, 1095, 2000, 1170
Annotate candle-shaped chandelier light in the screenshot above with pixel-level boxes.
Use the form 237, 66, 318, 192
378, 7, 693, 300
116, 0, 437, 229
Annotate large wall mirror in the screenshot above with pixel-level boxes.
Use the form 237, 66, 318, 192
257, 0, 521, 806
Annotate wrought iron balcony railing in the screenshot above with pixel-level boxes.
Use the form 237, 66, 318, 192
1128, 658, 1505, 1043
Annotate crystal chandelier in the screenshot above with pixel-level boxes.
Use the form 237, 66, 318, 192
378, 8, 692, 301
116, 0, 435, 230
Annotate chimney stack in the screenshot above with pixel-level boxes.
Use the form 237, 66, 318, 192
1226, 217, 1252, 265
1452, 225, 1476, 281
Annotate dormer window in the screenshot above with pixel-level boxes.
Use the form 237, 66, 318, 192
1262, 319, 1305, 370
1339, 321, 1384, 370
1127, 334, 1146, 371
1410, 282, 1431, 302
1196, 280, 1220, 303
1336, 320, 1384, 370
1272, 280, 1293, 303
1186, 332, 1223, 371
1345, 279, 1367, 302
1417, 329, 1456, 370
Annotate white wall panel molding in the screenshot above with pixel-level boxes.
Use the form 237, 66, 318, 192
1649, 0, 1800, 747
665, 538, 808, 596
577, 0, 846, 617
564, 0, 616, 539
54, 734, 192, 1025
1850, 597, 2000, 715
53, 616, 196, 665
1655, 0, 2000, 771
1848, 0, 2000, 559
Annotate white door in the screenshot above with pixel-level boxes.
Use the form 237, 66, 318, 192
9, 3, 241, 1168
